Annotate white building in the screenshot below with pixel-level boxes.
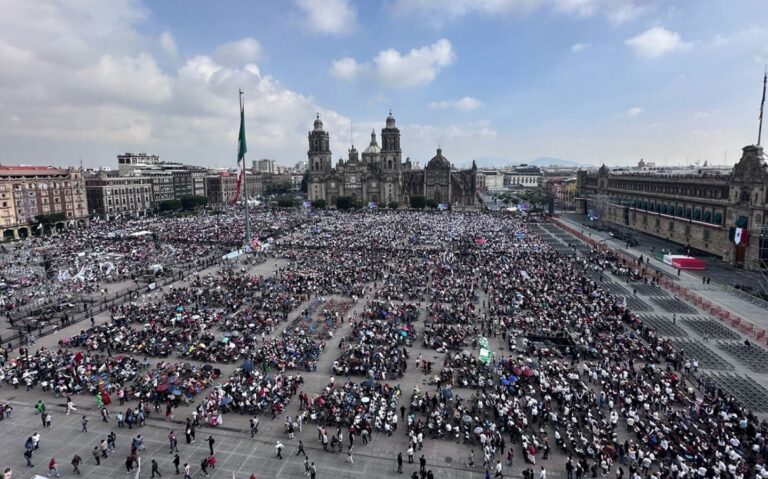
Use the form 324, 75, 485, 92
117, 152, 160, 175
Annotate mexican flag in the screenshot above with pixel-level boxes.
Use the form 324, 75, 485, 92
229, 93, 248, 205
734, 227, 749, 246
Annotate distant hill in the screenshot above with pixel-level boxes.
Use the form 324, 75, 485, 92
530, 157, 582, 167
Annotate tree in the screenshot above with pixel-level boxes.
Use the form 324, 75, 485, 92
410, 196, 426, 209
336, 196, 353, 210
265, 182, 292, 196
353, 201, 364, 209
35, 212, 66, 225
388, 201, 399, 209
311, 199, 326, 209
159, 199, 182, 212
300, 171, 309, 194
425, 199, 438, 209
180, 195, 208, 210
277, 197, 297, 207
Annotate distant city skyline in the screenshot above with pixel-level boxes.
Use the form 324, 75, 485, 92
1, 0, 767, 169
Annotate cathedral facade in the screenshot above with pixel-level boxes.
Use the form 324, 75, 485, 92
306, 112, 477, 208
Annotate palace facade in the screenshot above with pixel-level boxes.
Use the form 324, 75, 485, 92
576, 144, 768, 271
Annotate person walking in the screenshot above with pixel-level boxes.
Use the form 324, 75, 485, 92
173, 454, 180, 474
71, 454, 82, 475
495, 460, 504, 478
66, 397, 77, 415
407, 445, 414, 463
310, 462, 317, 479
92, 446, 100, 465
397, 452, 403, 474
24, 448, 34, 467
250, 416, 259, 437
169, 431, 178, 454
275, 441, 284, 459
297, 440, 307, 456
48, 458, 60, 477
303, 456, 311, 476
183, 463, 191, 479
199, 457, 209, 477
207, 435, 215, 455
420, 455, 427, 474
100, 439, 108, 458
44, 412, 52, 429
125, 455, 134, 474
81, 416, 88, 433
151, 459, 162, 478
108, 431, 117, 453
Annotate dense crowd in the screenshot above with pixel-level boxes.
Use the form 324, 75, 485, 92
1, 208, 766, 479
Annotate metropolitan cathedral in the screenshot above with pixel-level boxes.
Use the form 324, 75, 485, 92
306, 112, 478, 207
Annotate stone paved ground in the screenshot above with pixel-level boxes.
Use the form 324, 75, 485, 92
2, 226, 768, 479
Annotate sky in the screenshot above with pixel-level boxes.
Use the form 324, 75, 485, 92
1, 0, 767, 169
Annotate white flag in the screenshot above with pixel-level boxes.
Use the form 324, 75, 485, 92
37, 223, 43, 230
734, 227, 743, 245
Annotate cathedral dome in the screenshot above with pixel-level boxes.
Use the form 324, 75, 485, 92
426, 148, 451, 170
363, 130, 381, 154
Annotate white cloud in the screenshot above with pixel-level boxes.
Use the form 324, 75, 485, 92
429, 97, 483, 111
0, 0, 356, 167
626, 107, 643, 117
571, 42, 590, 53
625, 27, 690, 58
213, 38, 263, 66
330, 57, 362, 81
159, 31, 177, 57
391, 0, 647, 25
330, 39, 455, 89
77, 53, 173, 105
295, 0, 356, 35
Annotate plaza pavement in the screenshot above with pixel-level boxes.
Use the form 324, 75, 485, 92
2, 224, 768, 478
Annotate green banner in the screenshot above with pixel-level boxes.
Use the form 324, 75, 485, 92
478, 336, 491, 364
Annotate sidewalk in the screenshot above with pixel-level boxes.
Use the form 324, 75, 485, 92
554, 215, 768, 344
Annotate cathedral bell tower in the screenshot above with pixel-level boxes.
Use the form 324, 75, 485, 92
307, 114, 332, 201
381, 110, 402, 172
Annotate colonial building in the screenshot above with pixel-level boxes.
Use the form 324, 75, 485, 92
85, 174, 154, 218
171, 169, 207, 198
576, 144, 768, 271
306, 112, 478, 207
0, 165, 88, 239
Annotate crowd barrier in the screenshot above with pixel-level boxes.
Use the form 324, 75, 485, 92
551, 219, 768, 346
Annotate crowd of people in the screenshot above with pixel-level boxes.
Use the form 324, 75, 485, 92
1, 207, 767, 479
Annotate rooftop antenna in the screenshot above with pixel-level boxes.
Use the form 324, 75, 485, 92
350, 120, 354, 148
758, 66, 767, 146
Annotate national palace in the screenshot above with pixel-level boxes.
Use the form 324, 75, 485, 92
576, 144, 768, 271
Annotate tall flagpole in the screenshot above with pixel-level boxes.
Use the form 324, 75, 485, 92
240, 90, 252, 246
758, 67, 767, 146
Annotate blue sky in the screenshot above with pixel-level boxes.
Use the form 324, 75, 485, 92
1, 0, 767, 168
